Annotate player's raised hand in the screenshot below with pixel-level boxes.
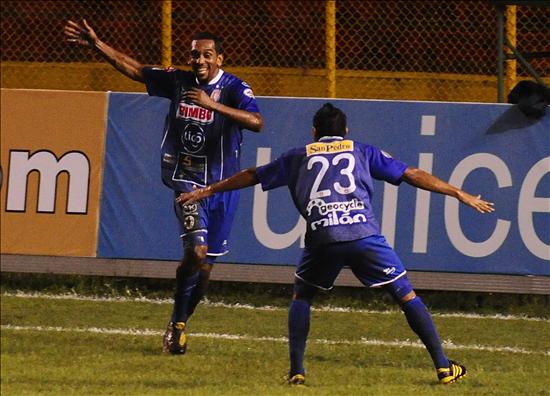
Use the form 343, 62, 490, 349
457, 191, 495, 214
64, 19, 98, 48
176, 186, 213, 205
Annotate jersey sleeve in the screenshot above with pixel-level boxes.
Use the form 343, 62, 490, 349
366, 145, 408, 185
256, 151, 292, 191
142, 67, 179, 99
229, 80, 260, 113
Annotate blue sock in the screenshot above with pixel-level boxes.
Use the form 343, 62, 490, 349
186, 278, 204, 319
288, 299, 310, 376
187, 258, 215, 318
401, 296, 449, 369
171, 270, 199, 323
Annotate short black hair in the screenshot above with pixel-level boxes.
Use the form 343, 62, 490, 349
312, 103, 347, 138
191, 31, 223, 54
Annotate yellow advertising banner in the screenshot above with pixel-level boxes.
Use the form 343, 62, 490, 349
1, 89, 108, 256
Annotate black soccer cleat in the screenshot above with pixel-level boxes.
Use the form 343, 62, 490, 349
437, 360, 467, 384
169, 321, 188, 355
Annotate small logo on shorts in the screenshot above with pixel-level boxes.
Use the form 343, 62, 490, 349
182, 203, 198, 214
383, 267, 396, 275
184, 215, 195, 230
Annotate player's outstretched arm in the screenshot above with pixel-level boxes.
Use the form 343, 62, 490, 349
64, 19, 145, 82
176, 167, 260, 205
183, 88, 264, 132
401, 167, 495, 214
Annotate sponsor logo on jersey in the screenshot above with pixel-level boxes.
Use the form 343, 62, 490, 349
162, 153, 177, 165
210, 89, 221, 102
306, 197, 364, 216
307, 198, 367, 231
243, 88, 255, 98
310, 211, 368, 231
306, 140, 354, 156
177, 102, 214, 124
181, 124, 206, 154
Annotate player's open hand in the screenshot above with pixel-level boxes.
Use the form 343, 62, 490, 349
176, 186, 212, 205
64, 19, 98, 48
183, 88, 216, 110
458, 192, 495, 214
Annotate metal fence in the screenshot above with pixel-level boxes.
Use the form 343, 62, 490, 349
1, 0, 549, 102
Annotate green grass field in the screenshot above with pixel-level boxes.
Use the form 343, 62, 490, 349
1, 291, 549, 396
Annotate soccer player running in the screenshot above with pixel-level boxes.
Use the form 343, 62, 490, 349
176, 103, 495, 385
64, 20, 263, 354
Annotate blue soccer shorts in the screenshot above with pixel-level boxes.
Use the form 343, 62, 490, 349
295, 234, 407, 290
174, 189, 240, 257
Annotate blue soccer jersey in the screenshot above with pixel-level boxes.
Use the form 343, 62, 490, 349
143, 67, 260, 191
256, 136, 408, 248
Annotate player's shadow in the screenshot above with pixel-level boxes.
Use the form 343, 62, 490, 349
485, 105, 542, 135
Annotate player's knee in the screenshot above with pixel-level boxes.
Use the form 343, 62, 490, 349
185, 245, 208, 262
293, 279, 318, 303
383, 275, 415, 305
399, 290, 417, 305
194, 245, 208, 261
181, 245, 208, 273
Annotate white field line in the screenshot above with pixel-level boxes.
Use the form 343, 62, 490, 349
3, 291, 549, 322
2, 324, 548, 357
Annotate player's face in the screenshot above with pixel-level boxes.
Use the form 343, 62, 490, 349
188, 39, 223, 84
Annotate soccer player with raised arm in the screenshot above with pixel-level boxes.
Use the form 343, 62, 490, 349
64, 20, 263, 354
177, 103, 494, 385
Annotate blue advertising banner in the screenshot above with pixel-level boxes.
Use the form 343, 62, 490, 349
98, 93, 180, 260
99, 93, 550, 275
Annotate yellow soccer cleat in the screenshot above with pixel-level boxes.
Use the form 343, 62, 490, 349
169, 321, 187, 355
437, 360, 467, 384
287, 373, 306, 385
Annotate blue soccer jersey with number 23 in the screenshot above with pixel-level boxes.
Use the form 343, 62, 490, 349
256, 136, 408, 248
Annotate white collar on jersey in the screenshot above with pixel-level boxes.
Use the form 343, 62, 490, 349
318, 136, 344, 142
196, 69, 224, 86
